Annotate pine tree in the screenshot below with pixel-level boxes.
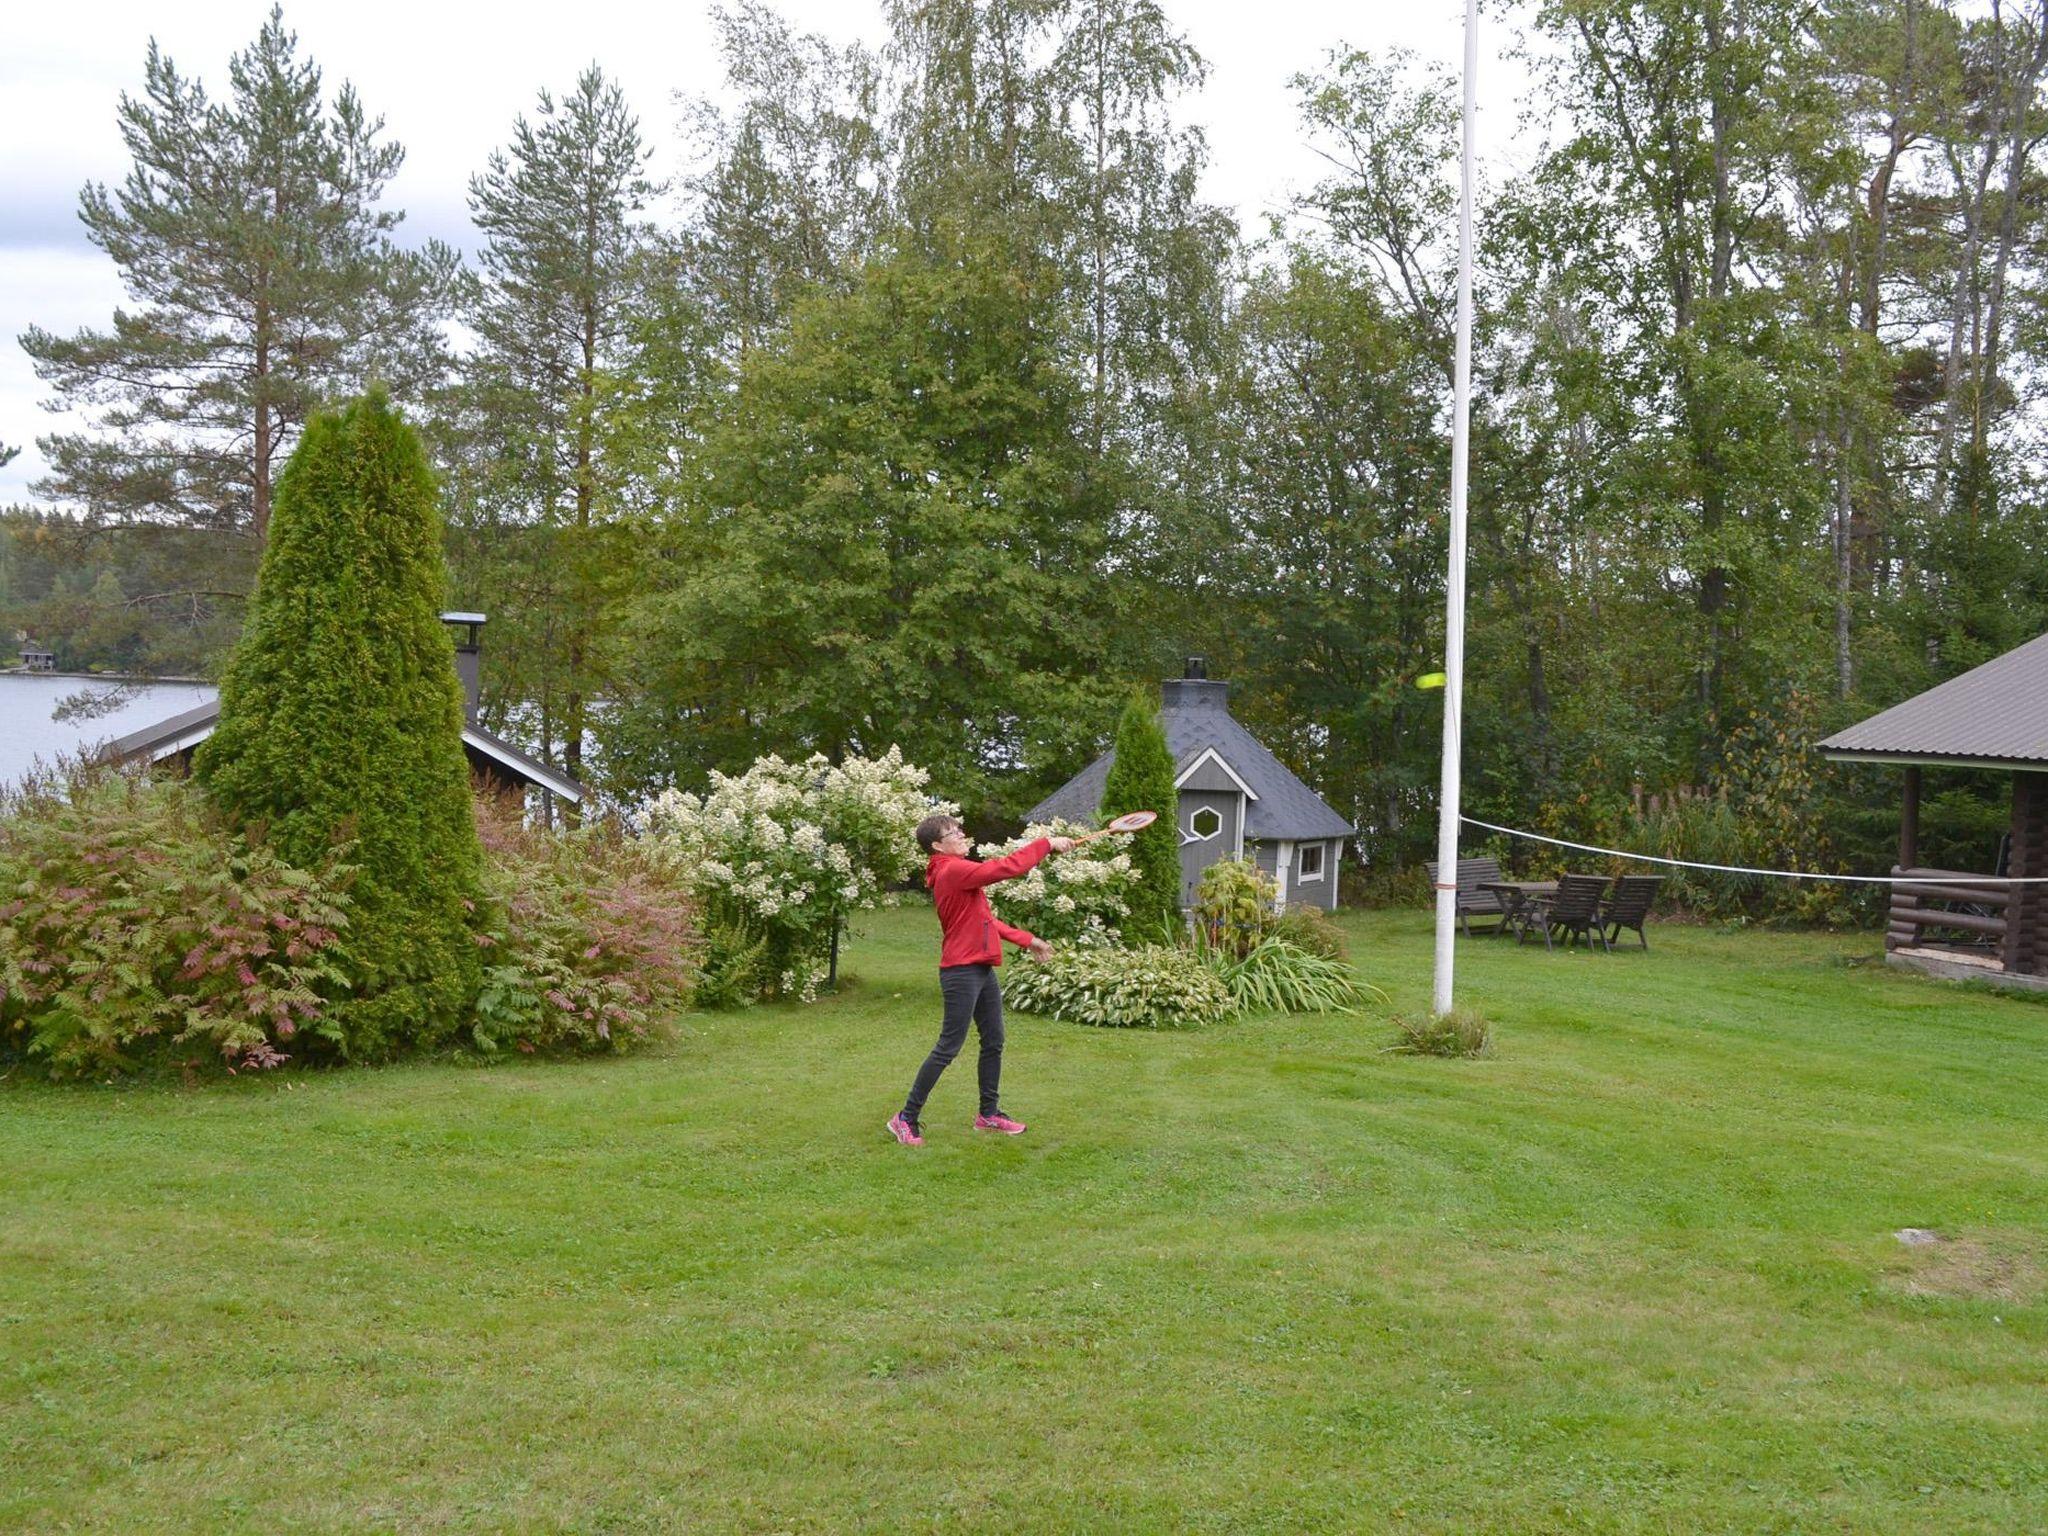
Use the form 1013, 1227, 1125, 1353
1101, 689, 1180, 942
440, 66, 654, 797
19, 7, 454, 556
195, 390, 482, 1058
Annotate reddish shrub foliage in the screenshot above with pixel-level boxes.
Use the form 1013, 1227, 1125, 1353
0, 763, 351, 1077
471, 794, 701, 1053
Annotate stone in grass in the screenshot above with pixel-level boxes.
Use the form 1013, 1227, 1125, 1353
1895, 1227, 1942, 1247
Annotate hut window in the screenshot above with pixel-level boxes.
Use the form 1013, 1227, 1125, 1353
1189, 806, 1223, 840
1298, 843, 1325, 881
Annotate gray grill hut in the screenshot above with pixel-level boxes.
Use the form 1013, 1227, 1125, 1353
1819, 630, 2048, 991
1026, 660, 1356, 911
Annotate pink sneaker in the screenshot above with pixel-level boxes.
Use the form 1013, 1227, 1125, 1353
973, 1111, 1027, 1135
886, 1113, 924, 1147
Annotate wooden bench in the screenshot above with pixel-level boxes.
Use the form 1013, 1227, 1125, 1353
1425, 857, 1509, 937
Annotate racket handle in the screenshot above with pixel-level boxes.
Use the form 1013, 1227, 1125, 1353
1061, 827, 1127, 849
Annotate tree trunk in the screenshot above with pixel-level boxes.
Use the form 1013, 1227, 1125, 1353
1976, 7, 2048, 460
1933, 78, 2006, 513
1835, 419, 1855, 698
253, 288, 272, 544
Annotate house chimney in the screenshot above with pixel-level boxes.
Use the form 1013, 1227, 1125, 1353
440, 612, 486, 723
1162, 655, 1229, 711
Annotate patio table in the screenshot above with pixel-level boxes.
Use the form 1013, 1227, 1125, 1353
1479, 880, 1558, 940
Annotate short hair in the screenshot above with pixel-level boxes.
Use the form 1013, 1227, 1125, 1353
915, 814, 961, 853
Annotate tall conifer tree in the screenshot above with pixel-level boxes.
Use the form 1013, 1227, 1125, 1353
196, 390, 482, 1058
442, 66, 654, 793
1101, 689, 1181, 942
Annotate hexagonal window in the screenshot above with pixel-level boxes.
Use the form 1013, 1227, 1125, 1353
1189, 806, 1223, 840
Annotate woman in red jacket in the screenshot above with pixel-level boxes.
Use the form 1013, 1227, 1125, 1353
887, 814, 1074, 1146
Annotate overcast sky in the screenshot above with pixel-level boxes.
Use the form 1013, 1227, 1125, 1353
0, 0, 1535, 505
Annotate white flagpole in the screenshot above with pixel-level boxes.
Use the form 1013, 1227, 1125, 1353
1432, 0, 1480, 1018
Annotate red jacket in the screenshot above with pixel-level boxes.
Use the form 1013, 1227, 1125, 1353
925, 838, 1049, 968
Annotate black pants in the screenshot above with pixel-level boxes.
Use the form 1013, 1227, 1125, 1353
902, 964, 1005, 1120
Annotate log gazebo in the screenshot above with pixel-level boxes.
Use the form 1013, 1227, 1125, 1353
1820, 630, 2048, 992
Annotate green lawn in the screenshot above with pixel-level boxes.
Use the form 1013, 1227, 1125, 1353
3, 910, 2044, 1534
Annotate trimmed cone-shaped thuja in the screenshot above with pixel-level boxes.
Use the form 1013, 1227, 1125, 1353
196, 389, 483, 1057
1101, 689, 1181, 943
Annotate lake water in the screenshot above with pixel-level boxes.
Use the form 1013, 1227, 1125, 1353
0, 673, 217, 787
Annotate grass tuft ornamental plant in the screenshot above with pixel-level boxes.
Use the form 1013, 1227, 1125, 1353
1389, 1006, 1494, 1059
194, 390, 484, 1058
1000, 944, 1234, 1029
1196, 936, 1381, 1015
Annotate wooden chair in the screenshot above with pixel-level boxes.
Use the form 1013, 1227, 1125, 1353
1601, 874, 1664, 950
1525, 872, 1612, 951
1424, 857, 1507, 937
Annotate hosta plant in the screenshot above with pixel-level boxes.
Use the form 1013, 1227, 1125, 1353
1000, 944, 1234, 1029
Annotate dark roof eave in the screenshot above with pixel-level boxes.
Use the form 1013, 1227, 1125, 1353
1819, 748, 2048, 773
104, 700, 585, 803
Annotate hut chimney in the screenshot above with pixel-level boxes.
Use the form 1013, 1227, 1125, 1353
440, 612, 486, 723
1162, 654, 1228, 711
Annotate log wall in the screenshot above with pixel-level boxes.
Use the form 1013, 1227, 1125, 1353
1887, 866, 2009, 954
2005, 775, 2048, 976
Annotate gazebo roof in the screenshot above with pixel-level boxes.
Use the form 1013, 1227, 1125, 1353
1819, 629, 2048, 770
1026, 676, 1355, 841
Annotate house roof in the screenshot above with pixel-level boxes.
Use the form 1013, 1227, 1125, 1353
103, 699, 586, 804
0, 672, 219, 788
1819, 629, 2048, 771
1026, 677, 1355, 840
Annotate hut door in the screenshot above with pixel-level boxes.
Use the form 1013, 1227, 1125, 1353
1177, 790, 1240, 906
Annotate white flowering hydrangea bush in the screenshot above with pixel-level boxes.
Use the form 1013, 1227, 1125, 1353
646, 747, 948, 1004
985, 817, 1140, 947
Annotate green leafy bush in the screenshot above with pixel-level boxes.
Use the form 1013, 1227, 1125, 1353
471, 794, 701, 1054
1001, 944, 1233, 1029
1272, 903, 1348, 961
1193, 858, 1277, 957
1196, 936, 1379, 1015
0, 765, 351, 1077
1345, 859, 1429, 911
